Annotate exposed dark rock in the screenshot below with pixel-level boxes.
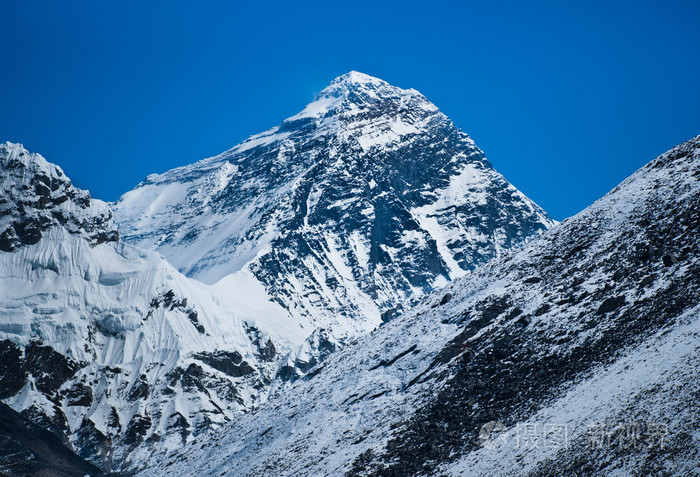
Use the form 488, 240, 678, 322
0, 402, 103, 476
369, 345, 418, 371
23, 342, 83, 395
244, 323, 277, 361
0, 143, 119, 251
194, 351, 256, 378
107, 407, 121, 432
662, 254, 677, 267
123, 414, 152, 450
534, 304, 551, 316
166, 412, 190, 443
597, 296, 626, 315
148, 289, 205, 333
65, 382, 93, 407
128, 374, 150, 401
73, 418, 113, 471
380, 307, 400, 324
0, 340, 26, 399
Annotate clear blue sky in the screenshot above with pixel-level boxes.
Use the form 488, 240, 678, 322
2, 1, 699, 219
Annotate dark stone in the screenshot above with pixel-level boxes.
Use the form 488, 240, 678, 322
22, 342, 82, 396
276, 364, 296, 382
149, 290, 205, 333
0, 340, 26, 399
74, 418, 112, 471
518, 315, 532, 327
123, 414, 152, 449
597, 295, 626, 315
128, 375, 150, 401
369, 345, 418, 370
479, 296, 511, 323
380, 307, 400, 323
166, 412, 190, 443
187, 310, 205, 334
0, 227, 19, 252
534, 304, 551, 316
243, 323, 277, 361
662, 254, 677, 267
261, 339, 277, 361
524, 276, 542, 284
0, 402, 103, 476
179, 364, 206, 392
194, 351, 256, 378
14, 218, 43, 246
107, 407, 121, 432
65, 383, 93, 407
505, 307, 522, 320
436, 293, 452, 306
612, 269, 625, 281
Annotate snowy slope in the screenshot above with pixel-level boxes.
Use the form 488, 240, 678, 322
141, 136, 700, 476
114, 71, 555, 377
0, 143, 295, 471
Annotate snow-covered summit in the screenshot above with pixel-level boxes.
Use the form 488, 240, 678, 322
114, 72, 555, 380
285, 70, 432, 123
330, 70, 385, 86
319, 71, 390, 97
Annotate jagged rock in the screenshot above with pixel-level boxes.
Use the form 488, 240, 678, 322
597, 296, 626, 315
662, 254, 677, 267
65, 382, 93, 407
0, 142, 119, 250
194, 351, 256, 378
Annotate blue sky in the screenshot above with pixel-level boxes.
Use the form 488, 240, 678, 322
1, 1, 699, 220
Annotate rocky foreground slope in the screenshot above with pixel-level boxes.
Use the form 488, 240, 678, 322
114, 72, 554, 375
142, 137, 700, 476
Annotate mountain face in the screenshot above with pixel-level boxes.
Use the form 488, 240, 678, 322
0, 142, 293, 471
114, 72, 555, 372
141, 137, 700, 477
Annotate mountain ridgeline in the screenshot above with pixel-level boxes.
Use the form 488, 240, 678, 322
114, 71, 555, 372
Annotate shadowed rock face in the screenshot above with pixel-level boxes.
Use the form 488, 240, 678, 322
0, 402, 104, 477
0, 142, 119, 252
140, 137, 700, 477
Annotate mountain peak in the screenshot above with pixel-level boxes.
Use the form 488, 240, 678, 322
318, 70, 403, 100
285, 71, 427, 123
328, 70, 387, 88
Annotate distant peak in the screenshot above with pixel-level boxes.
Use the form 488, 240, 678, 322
316, 71, 392, 100
281, 71, 435, 124
330, 71, 387, 87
